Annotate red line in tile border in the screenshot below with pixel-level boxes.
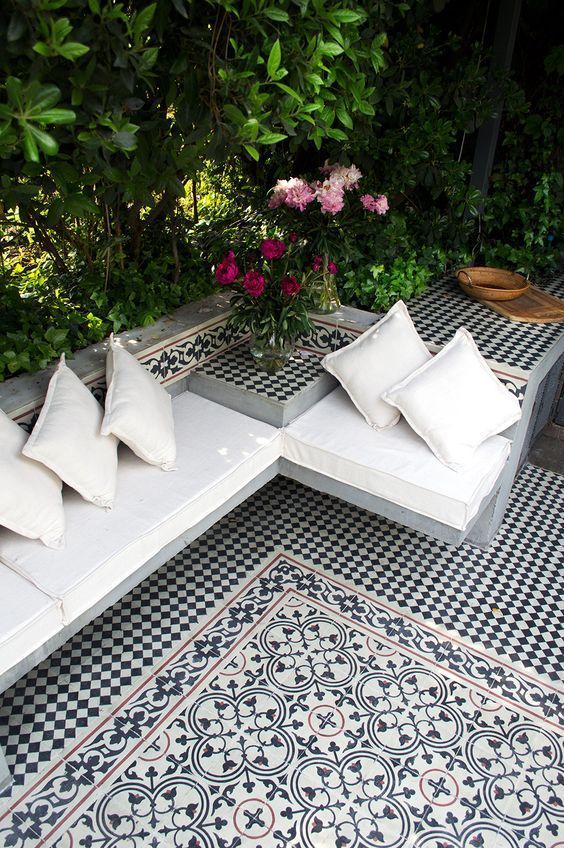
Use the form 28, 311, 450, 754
295, 591, 561, 732
281, 553, 561, 694
0, 552, 286, 824
35, 590, 293, 845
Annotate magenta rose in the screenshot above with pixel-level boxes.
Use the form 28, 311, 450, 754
312, 254, 323, 272
215, 251, 239, 285
327, 261, 338, 275
243, 270, 265, 298
260, 239, 286, 261
289, 232, 298, 243
281, 275, 301, 296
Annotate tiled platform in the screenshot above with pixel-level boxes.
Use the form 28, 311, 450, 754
188, 344, 337, 426
1, 463, 562, 813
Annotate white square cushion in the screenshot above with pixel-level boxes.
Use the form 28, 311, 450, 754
101, 334, 176, 470
283, 387, 511, 531
23, 355, 119, 509
382, 328, 522, 470
0, 408, 65, 548
322, 300, 431, 429
0, 392, 281, 625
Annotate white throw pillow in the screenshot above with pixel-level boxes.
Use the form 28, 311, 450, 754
101, 334, 176, 470
23, 354, 119, 508
0, 408, 65, 548
383, 327, 522, 470
322, 300, 432, 429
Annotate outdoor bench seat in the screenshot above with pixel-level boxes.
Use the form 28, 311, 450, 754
281, 387, 511, 532
0, 391, 281, 679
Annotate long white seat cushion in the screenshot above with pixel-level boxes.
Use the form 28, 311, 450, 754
0, 563, 62, 678
283, 388, 511, 530
0, 392, 281, 625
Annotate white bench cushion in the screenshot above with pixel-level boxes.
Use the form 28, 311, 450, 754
0, 393, 281, 625
283, 388, 511, 531
0, 564, 62, 678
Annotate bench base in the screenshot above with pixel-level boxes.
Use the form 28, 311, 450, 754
280, 459, 502, 547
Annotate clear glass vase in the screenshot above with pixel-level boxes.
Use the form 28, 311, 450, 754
311, 270, 341, 314
249, 333, 295, 375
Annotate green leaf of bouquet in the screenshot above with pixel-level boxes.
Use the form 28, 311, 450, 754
336, 104, 353, 128
243, 143, 259, 161
263, 8, 289, 22
29, 84, 61, 114
32, 41, 53, 57
275, 82, 303, 102
267, 39, 281, 78
21, 126, 39, 162
7, 12, 26, 42
113, 131, 138, 150
57, 41, 90, 61
329, 9, 361, 23
320, 41, 343, 57
223, 104, 247, 125
258, 131, 287, 144
27, 124, 59, 155
34, 108, 76, 125
133, 3, 157, 36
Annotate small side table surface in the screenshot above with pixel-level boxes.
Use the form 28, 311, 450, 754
188, 341, 337, 427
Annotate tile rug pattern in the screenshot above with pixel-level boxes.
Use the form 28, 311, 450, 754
0, 551, 562, 848
1, 463, 562, 802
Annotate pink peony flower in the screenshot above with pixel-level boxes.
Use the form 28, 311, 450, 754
327, 261, 338, 275
243, 270, 265, 298
312, 254, 323, 272
281, 274, 301, 296
289, 232, 298, 243
373, 194, 389, 214
260, 239, 286, 261
360, 193, 389, 214
332, 164, 362, 190
284, 177, 316, 211
215, 251, 239, 285
315, 178, 345, 215
319, 162, 362, 189
319, 159, 336, 175
268, 178, 315, 212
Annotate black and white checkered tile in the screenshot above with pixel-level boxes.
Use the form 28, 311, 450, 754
191, 341, 326, 401
0, 462, 562, 793
408, 271, 564, 372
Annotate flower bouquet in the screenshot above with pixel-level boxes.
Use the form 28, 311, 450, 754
214, 238, 314, 374
267, 162, 388, 312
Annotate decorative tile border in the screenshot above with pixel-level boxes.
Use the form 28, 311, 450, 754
1, 551, 560, 847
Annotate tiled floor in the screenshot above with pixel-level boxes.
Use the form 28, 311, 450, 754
0, 462, 562, 846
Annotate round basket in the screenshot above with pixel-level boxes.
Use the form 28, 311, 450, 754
456, 267, 530, 301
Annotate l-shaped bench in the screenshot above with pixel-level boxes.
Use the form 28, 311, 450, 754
1, 288, 562, 791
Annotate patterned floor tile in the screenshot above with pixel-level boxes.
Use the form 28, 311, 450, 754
0, 463, 562, 810
2, 553, 558, 848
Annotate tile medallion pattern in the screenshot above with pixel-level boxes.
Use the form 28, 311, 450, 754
1, 552, 561, 848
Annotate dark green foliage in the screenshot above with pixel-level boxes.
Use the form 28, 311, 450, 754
0, 0, 562, 378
